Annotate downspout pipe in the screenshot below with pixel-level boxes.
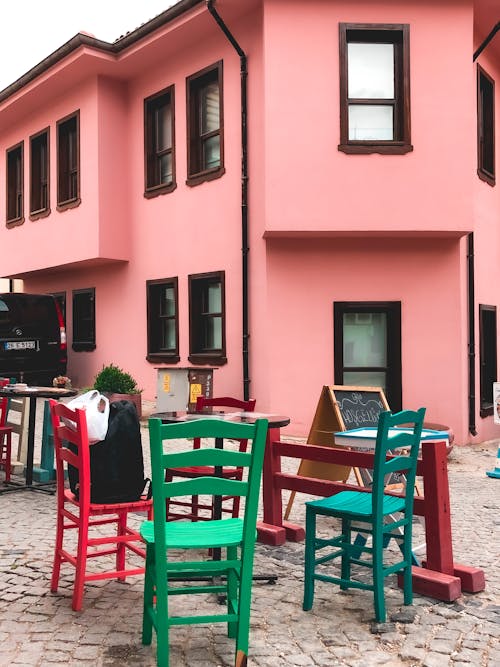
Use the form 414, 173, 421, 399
473, 21, 500, 62
468, 233, 477, 436
206, 0, 250, 401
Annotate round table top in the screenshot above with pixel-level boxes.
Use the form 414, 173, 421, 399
0, 385, 77, 399
151, 410, 290, 429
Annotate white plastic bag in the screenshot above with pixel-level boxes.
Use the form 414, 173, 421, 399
65, 390, 110, 444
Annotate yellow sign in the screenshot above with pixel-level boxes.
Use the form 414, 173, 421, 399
190, 383, 202, 403
163, 374, 170, 393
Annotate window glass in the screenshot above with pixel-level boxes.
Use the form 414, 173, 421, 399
477, 66, 495, 184
6, 143, 23, 222
348, 43, 394, 98
30, 130, 49, 216
207, 316, 222, 349
147, 278, 178, 361
157, 105, 172, 152
344, 371, 387, 390
479, 304, 497, 415
348, 105, 393, 140
57, 112, 80, 207
72, 288, 95, 351
201, 82, 220, 134
203, 136, 220, 170
207, 283, 221, 312
334, 302, 401, 410
187, 62, 224, 183
189, 271, 226, 363
343, 312, 387, 367
144, 87, 175, 195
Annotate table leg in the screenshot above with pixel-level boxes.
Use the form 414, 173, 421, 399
24, 396, 37, 487
257, 426, 287, 545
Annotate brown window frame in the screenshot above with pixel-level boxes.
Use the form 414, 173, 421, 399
72, 287, 95, 352
477, 65, 495, 186
6, 141, 24, 225
339, 23, 412, 155
479, 304, 497, 417
30, 127, 50, 219
186, 61, 225, 186
334, 301, 402, 411
188, 271, 226, 365
57, 110, 80, 210
146, 277, 180, 363
144, 86, 176, 198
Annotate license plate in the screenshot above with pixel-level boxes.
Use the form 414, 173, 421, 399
4, 340, 37, 351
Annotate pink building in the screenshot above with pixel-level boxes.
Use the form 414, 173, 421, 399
0, 0, 499, 444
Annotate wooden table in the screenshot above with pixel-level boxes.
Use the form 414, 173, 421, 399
0, 386, 77, 494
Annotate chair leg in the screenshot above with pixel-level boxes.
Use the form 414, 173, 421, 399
116, 511, 127, 580
231, 496, 241, 519
235, 562, 253, 659
142, 547, 155, 646
303, 506, 317, 611
50, 511, 65, 593
402, 522, 413, 606
340, 518, 351, 590
155, 578, 170, 667
235, 649, 247, 667
192, 494, 200, 521
0, 431, 11, 482
73, 514, 90, 612
372, 529, 386, 623
226, 546, 238, 638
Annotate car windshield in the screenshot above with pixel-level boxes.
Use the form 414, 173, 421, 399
0, 295, 58, 337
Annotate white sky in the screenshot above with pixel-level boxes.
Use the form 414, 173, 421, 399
0, 1, 179, 91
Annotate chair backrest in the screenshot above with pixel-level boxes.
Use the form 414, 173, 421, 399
0, 378, 10, 427
194, 396, 256, 451
49, 399, 91, 505
196, 396, 256, 413
148, 417, 268, 541
372, 408, 426, 516
0, 396, 8, 427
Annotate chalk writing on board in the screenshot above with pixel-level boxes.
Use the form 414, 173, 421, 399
336, 391, 384, 428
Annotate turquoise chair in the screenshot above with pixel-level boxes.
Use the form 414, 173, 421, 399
141, 417, 268, 667
303, 408, 425, 623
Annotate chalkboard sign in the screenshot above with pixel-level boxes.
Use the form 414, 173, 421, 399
331, 386, 389, 430
283, 385, 390, 521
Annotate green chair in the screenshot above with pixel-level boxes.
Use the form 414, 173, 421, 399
141, 417, 268, 667
303, 408, 425, 623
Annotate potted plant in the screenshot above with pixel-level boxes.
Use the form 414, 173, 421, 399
92, 364, 142, 418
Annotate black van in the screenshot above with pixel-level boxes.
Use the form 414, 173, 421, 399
0, 293, 67, 385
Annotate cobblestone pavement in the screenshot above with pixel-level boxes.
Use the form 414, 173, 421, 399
0, 399, 499, 666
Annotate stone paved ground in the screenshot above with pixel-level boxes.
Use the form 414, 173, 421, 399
0, 399, 499, 666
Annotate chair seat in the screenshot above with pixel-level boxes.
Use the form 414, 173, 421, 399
306, 490, 406, 518
141, 517, 244, 549
64, 488, 152, 513
168, 465, 240, 478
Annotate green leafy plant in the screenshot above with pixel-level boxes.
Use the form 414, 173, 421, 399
92, 364, 141, 394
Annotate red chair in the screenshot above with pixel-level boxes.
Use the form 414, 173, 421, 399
0, 393, 13, 483
49, 399, 153, 611
166, 396, 256, 521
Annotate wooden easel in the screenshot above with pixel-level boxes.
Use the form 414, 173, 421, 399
284, 385, 389, 520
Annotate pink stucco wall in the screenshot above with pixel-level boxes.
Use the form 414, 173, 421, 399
256, 237, 467, 438
0, 0, 499, 445
260, 0, 474, 235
